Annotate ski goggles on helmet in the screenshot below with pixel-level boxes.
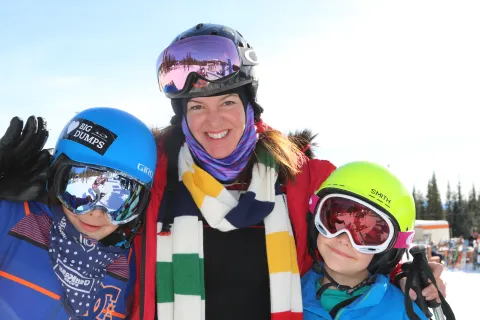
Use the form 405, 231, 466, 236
54, 164, 151, 225
309, 193, 415, 254
156, 35, 253, 95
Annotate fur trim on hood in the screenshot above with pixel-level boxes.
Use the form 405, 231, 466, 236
288, 129, 318, 160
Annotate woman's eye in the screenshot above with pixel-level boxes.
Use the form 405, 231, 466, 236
223, 100, 236, 106
189, 105, 202, 110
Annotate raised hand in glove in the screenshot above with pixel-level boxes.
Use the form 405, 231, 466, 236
0, 116, 52, 202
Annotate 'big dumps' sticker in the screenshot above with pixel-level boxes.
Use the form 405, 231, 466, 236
62, 118, 117, 155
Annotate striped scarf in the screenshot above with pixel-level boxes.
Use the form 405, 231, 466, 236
155, 144, 302, 320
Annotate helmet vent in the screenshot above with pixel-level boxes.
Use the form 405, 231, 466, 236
210, 30, 218, 35
246, 43, 251, 48
238, 41, 244, 47
237, 30, 243, 37
196, 23, 204, 30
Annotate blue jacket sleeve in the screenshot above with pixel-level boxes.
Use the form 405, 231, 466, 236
0, 200, 27, 237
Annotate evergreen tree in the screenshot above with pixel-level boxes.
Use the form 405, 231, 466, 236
453, 182, 468, 237
467, 185, 480, 237
468, 185, 477, 212
445, 182, 453, 216
445, 182, 454, 232
476, 189, 480, 233
412, 186, 426, 220
451, 191, 462, 237
426, 172, 444, 220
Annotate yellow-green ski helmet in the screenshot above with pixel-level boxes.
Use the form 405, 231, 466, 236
316, 161, 415, 233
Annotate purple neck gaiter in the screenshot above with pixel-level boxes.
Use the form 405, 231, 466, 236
181, 103, 257, 182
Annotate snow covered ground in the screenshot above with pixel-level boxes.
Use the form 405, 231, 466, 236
441, 268, 478, 320
400, 245, 477, 319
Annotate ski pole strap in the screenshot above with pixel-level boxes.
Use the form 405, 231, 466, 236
401, 245, 456, 320
414, 258, 455, 320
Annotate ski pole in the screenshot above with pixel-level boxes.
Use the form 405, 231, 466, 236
433, 307, 446, 320
409, 245, 448, 320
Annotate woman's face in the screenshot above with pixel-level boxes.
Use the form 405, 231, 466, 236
186, 93, 246, 159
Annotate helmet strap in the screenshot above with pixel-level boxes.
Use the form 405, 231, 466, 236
101, 217, 144, 249
314, 262, 377, 300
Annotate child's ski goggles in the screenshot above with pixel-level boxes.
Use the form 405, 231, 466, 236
156, 35, 253, 95
309, 193, 415, 254
54, 164, 150, 225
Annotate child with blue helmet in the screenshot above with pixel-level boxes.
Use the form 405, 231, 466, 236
0, 107, 157, 319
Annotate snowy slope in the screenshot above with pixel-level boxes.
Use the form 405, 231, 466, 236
442, 269, 478, 320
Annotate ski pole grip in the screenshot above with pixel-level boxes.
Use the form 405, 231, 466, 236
410, 245, 442, 308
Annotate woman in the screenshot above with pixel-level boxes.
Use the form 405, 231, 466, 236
131, 23, 446, 320
0, 108, 157, 319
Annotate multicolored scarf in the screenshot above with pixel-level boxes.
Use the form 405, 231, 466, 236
181, 102, 257, 182
155, 144, 302, 320
48, 206, 124, 317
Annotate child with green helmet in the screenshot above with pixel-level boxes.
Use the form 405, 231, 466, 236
302, 161, 427, 319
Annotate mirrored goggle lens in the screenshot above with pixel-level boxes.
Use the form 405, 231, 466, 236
318, 197, 391, 247
156, 35, 241, 94
57, 165, 147, 224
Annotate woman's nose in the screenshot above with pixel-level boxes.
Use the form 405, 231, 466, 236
205, 109, 223, 126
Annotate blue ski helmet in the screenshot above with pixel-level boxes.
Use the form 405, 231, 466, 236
52, 107, 157, 186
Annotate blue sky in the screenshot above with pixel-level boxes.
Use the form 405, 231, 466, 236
1, 1, 480, 199
0, 0, 346, 134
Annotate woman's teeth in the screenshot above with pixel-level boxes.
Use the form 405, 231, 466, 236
207, 130, 229, 139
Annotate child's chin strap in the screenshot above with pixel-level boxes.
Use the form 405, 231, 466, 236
101, 218, 144, 249
313, 262, 377, 318
314, 262, 377, 297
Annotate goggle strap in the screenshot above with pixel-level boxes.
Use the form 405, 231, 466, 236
393, 230, 416, 248
309, 194, 320, 214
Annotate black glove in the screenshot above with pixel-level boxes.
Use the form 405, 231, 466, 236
0, 116, 52, 202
